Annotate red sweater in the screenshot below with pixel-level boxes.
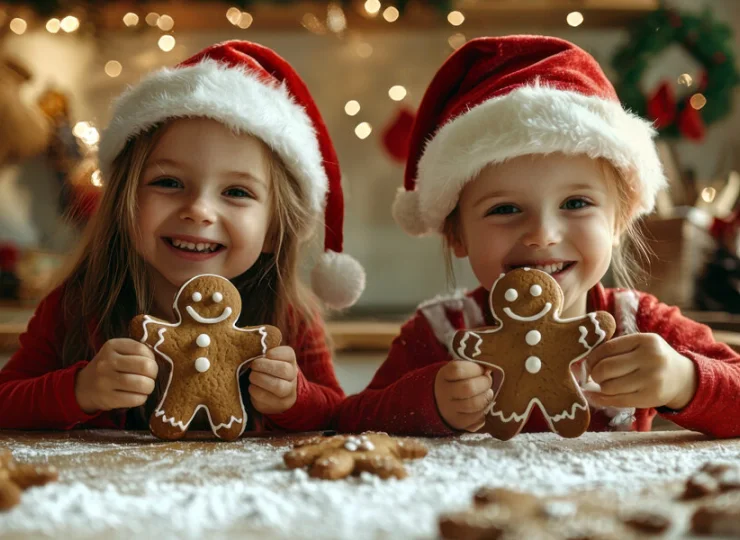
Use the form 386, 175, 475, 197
0, 286, 344, 432
337, 285, 740, 438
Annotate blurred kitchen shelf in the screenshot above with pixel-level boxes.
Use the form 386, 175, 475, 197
91, 0, 659, 31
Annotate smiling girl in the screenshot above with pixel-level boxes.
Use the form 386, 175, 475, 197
338, 36, 740, 438
0, 41, 365, 432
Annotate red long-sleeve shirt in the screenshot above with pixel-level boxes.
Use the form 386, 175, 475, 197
0, 286, 344, 432
337, 284, 740, 438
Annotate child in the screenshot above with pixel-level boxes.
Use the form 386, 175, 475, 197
338, 36, 740, 438
0, 41, 365, 432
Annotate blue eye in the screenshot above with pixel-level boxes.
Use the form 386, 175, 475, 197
561, 198, 590, 210
150, 177, 181, 189
224, 187, 254, 199
486, 204, 520, 216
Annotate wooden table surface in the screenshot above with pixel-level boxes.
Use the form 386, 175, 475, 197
1, 429, 739, 539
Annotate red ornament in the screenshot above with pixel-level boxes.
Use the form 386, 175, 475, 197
713, 52, 726, 64
647, 82, 676, 128
677, 104, 706, 141
0, 244, 20, 272
381, 107, 416, 163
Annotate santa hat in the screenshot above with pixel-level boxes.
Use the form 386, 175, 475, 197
98, 40, 364, 309
394, 36, 666, 236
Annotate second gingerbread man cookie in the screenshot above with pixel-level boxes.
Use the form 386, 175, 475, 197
130, 274, 282, 441
452, 268, 615, 441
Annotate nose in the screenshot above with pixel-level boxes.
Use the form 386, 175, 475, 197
521, 211, 562, 248
179, 193, 216, 225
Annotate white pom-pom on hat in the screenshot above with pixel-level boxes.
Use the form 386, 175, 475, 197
392, 188, 429, 236
311, 250, 366, 310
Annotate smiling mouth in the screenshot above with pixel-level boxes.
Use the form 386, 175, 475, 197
506, 262, 575, 275
164, 238, 225, 254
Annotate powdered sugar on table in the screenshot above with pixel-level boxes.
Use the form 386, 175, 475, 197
0, 430, 738, 539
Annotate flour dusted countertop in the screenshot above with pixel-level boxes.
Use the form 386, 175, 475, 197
1, 430, 739, 539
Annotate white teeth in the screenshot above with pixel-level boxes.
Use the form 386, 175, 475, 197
170, 239, 219, 253
530, 263, 565, 275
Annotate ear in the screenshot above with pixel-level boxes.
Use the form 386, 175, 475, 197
449, 233, 468, 258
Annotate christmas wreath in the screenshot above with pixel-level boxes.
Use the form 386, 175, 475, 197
612, 8, 739, 142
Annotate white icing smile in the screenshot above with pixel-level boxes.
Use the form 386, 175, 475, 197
186, 305, 233, 324
503, 302, 552, 322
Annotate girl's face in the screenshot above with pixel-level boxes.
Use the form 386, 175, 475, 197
451, 153, 619, 319
136, 118, 273, 299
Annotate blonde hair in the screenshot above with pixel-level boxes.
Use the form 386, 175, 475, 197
54, 120, 321, 423
442, 158, 651, 291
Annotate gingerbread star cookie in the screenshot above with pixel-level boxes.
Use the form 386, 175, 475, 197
283, 432, 428, 480
452, 268, 616, 441
0, 448, 58, 511
130, 274, 282, 441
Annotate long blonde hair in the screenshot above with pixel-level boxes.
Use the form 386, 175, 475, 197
442, 158, 651, 291
54, 121, 321, 418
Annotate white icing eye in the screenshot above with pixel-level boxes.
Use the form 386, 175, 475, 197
212, 292, 223, 303
530, 285, 542, 297
192, 292, 202, 302
196, 334, 211, 348
504, 288, 518, 302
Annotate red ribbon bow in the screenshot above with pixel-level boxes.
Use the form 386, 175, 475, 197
647, 80, 706, 141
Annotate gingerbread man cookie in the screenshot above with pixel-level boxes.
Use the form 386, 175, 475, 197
130, 274, 282, 441
283, 432, 428, 480
452, 268, 616, 441
0, 448, 58, 511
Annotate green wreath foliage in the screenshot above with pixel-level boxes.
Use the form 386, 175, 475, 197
612, 7, 740, 138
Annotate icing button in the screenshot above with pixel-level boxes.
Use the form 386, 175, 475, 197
196, 334, 211, 348
525, 356, 542, 374
194, 357, 210, 373
525, 330, 542, 346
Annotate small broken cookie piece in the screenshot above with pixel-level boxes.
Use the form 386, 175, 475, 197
0, 451, 58, 512
6, 462, 59, 489
283, 432, 427, 480
683, 462, 740, 500
692, 501, 740, 537
621, 510, 672, 535
0, 469, 22, 511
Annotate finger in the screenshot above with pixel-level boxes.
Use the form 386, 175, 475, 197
110, 338, 154, 358
113, 373, 156, 395
115, 355, 159, 379
265, 346, 296, 364
597, 370, 646, 397
450, 374, 492, 400
249, 371, 294, 399
586, 335, 641, 369
454, 389, 494, 414
110, 390, 149, 409
590, 356, 640, 386
461, 413, 487, 432
585, 390, 640, 409
248, 384, 284, 409
444, 361, 487, 382
250, 357, 297, 381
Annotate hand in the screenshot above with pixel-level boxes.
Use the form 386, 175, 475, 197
586, 333, 697, 410
434, 361, 494, 432
248, 346, 298, 415
74, 338, 159, 414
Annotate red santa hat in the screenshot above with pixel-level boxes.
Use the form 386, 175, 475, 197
98, 40, 364, 309
394, 35, 666, 236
